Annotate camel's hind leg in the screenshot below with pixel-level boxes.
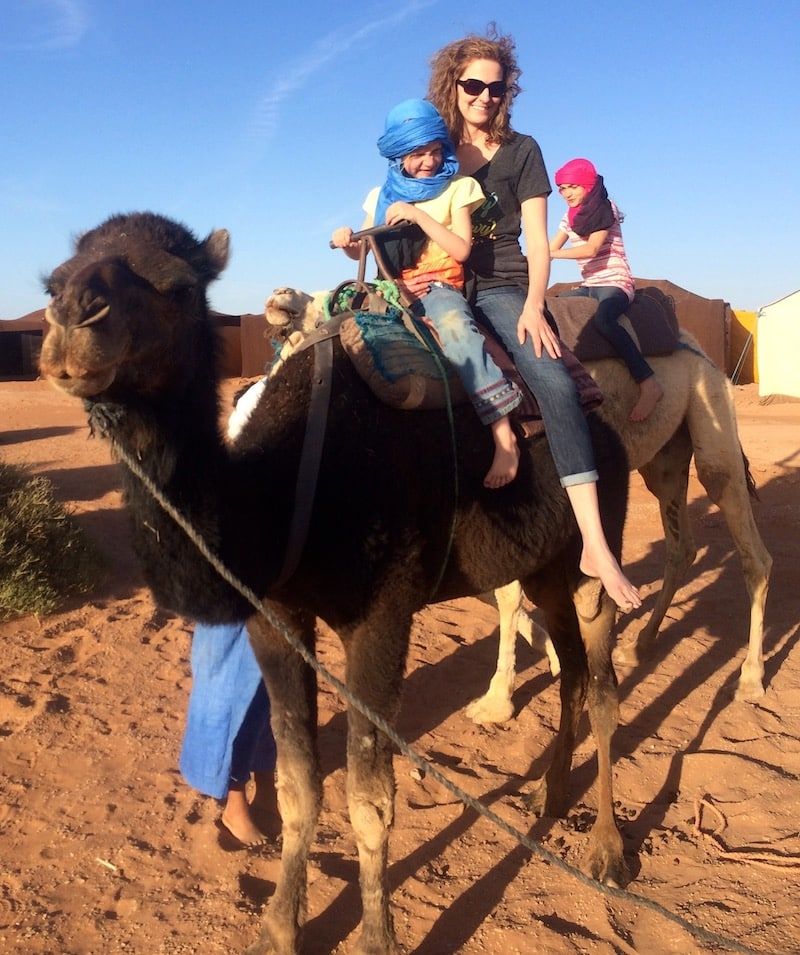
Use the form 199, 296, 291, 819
466, 581, 559, 725
615, 424, 696, 668
245, 609, 321, 955
687, 374, 772, 700
340, 597, 412, 955
524, 568, 626, 885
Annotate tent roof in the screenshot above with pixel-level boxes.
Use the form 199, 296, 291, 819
759, 289, 800, 312
0, 309, 47, 331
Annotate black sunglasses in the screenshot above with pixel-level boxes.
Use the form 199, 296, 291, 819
457, 78, 507, 98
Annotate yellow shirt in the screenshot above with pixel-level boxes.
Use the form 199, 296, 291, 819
363, 176, 484, 289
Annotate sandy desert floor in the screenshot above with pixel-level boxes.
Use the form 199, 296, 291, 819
0, 378, 799, 955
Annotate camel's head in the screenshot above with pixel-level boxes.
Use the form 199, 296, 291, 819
40, 212, 230, 400
265, 287, 327, 337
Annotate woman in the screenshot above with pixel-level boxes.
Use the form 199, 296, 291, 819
426, 30, 641, 611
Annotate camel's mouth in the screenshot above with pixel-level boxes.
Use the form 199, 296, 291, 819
264, 299, 296, 328
46, 369, 116, 400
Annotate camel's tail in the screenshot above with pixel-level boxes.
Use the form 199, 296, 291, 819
741, 446, 760, 501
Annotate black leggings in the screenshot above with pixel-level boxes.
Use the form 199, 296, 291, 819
563, 286, 654, 383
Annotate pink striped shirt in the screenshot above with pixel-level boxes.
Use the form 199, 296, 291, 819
558, 201, 634, 301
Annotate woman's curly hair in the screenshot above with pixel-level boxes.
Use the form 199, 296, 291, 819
427, 25, 522, 147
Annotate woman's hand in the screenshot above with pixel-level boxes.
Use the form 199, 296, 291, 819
396, 273, 435, 301
517, 301, 561, 360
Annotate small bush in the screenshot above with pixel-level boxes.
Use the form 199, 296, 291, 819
0, 460, 105, 619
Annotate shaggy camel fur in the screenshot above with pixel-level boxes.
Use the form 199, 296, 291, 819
267, 290, 772, 721
41, 213, 631, 955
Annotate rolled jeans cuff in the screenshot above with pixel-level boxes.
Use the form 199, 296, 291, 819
472, 378, 523, 426
560, 469, 599, 488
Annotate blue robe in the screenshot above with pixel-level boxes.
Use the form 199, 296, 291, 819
179, 622, 276, 799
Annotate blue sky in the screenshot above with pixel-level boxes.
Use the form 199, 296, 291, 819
1, 0, 797, 320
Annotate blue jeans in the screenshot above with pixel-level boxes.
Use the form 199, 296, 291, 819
472, 285, 597, 486
413, 283, 521, 425
561, 286, 654, 383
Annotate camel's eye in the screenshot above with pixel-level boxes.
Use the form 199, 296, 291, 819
76, 298, 111, 328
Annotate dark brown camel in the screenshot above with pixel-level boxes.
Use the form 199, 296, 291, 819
41, 212, 631, 955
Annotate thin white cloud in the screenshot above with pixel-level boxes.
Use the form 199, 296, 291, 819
1, 0, 88, 52
249, 0, 438, 141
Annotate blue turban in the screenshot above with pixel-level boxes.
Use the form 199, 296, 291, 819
373, 99, 459, 226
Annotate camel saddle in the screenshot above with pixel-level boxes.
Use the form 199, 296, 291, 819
298, 286, 603, 442
547, 286, 680, 363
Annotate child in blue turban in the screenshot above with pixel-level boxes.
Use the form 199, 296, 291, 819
332, 99, 522, 488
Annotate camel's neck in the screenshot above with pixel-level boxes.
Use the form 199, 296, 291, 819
103, 326, 257, 622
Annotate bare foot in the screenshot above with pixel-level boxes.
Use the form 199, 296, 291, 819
216, 815, 271, 849
580, 547, 642, 612
220, 788, 271, 847
484, 428, 519, 489
630, 376, 663, 422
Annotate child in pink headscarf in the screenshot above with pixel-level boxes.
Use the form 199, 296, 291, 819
551, 158, 662, 422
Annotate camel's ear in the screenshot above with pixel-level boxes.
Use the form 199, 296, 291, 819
202, 229, 230, 281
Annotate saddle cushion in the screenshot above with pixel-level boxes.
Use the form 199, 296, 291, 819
548, 286, 680, 363
338, 308, 603, 439
339, 309, 466, 410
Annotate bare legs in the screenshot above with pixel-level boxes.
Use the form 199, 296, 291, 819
565, 480, 641, 612
484, 415, 520, 489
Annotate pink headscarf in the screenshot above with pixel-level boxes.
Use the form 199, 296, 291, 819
555, 158, 601, 228
554, 158, 598, 190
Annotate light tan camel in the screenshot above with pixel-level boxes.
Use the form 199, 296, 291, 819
268, 289, 772, 724
469, 338, 772, 723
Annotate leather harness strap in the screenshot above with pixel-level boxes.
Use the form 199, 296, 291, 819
273, 230, 459, 595
273, 332, 334, 589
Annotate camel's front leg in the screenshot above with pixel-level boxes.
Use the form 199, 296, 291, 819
574, 578, 628, 887
522, 575, 587, 819
466, 581, 560, 725
246, 609, 321, 955
341, 600, 412, 955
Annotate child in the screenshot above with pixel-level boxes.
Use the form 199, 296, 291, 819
332, 98, 522, 489
551, 158, 663, 422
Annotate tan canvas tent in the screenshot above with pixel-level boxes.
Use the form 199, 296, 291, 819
757, 290, 800, 400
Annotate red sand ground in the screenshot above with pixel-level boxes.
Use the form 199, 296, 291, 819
1, 379, 798, 954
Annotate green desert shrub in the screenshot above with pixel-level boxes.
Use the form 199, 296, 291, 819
0, 460, 105, 619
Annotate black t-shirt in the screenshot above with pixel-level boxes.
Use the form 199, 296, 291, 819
467, 132, 551, 293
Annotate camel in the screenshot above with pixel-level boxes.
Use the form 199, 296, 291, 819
267, 288, 772, 723
41, 212, 632, 955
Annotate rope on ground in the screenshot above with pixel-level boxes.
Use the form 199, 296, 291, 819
113, 440, 769, 955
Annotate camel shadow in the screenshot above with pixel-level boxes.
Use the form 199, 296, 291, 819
29, 458, 143, 599
0, 425, 79, 445
39, 462, 121, 503
68, 507, 143, 600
